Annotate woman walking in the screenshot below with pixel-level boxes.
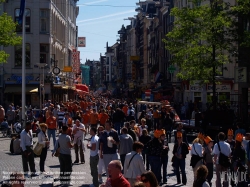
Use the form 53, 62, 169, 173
203, 136, 214, 186
38, 123, 50, 173
191, 137, 204, 180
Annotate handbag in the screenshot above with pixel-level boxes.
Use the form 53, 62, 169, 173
33, 143, 43, 156
217, 142, 230, 168
54, 142, 60, 157
190, 144, 203, 168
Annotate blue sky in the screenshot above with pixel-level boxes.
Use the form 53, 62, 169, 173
76, 0, 138, 64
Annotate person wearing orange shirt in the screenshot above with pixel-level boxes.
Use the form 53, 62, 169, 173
67, 104, 73, 117
89, 109, 99, 129
46, 112, 57, 148
122, 104, 128, 117
82, 110, 90, 133
80, 100, 85, 111
153, 106, 160, 130
99, 109, 109, 127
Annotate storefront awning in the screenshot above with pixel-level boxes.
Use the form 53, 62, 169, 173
30, 88, 38, 93
4, 86, 38, 93
62, 86, 68, 89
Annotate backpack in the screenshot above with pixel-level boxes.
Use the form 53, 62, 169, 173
218, 142, 231, 168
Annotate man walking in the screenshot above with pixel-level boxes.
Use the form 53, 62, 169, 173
87, 127, 99, 187
72, 119, 86, 164
99, 121, 120, 176
213, 132, 231, 187
53, 126, 74, 185
46, 112, 57, 148
6, 105, 15, 132
20, 121, 36, 177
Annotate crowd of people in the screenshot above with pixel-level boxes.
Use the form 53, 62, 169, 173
0, 96, 250, 187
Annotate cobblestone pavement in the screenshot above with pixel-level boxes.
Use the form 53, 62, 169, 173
0, 133, 218, 187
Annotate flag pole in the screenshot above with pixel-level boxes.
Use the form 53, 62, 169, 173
21, 2, 26, 126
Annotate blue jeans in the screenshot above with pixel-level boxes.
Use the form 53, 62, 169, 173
174, 158, 186, 184
114, 122, 122, 135
148, 156, 161, 183
47, 129, 56, 148
161, 156, 168, 182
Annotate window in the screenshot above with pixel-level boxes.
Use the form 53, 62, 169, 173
40, 44, 49, 64
15, 9, 31, 32
15, 43, 31, 67
40, 9, 49, 33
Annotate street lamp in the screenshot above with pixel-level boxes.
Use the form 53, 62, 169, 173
36, 63, 48, 109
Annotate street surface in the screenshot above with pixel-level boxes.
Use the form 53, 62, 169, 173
0, 133, 216, 187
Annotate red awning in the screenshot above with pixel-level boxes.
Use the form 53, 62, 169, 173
75, 89, 88, 96
75, 84, 89, 93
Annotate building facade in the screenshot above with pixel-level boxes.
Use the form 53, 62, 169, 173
1, 0, 79, 108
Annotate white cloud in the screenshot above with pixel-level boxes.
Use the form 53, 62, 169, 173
77, 10, 135, 23
78, 0, 108, 7
77, 16, 130, 27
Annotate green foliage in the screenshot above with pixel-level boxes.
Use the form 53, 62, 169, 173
163, 0, 235, 83
0, 12, 22, 63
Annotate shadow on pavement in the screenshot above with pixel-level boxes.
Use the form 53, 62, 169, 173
48, 165, 60, 168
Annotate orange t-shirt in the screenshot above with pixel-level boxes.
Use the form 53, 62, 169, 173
68, 105, 73, 113
89, 113, 99, 124
82, 113, 90, 124
122, 106, 128, 116
46, 116, 57, 129
67, 117, 73, 125
99, 113, 109, 125
153, 110, 160, 118
80, 101, 85, 109
72, 104, 77, 112
67, 127, 73, 138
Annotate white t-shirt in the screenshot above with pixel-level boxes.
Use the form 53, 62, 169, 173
212, 141, 231, 164
90, 135, 99, 157
202, 181, 210, 187
191, 143, 203, 157
73, 123, 85, 140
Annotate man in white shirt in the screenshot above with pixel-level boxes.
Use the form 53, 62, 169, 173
212, 132, 231, 187
20, 121, 36, 177
72, 119, 86, 164
87, 127, 99, 187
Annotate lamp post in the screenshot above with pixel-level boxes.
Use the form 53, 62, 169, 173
36, 63, 48, 109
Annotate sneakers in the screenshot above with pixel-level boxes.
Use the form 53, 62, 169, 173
98, 178, 103, 184
73, 160, 79, 164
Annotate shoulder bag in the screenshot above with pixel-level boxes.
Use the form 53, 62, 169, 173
217, 142, 230, 168
33, 142, 43, 156
128, 153, 137, 168
190, 144, 203, 168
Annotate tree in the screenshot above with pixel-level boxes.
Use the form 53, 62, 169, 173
163, 0, 235, 107
0, 3, 22, 63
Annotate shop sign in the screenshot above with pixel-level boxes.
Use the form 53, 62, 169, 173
63, 66, 72, 72
7, 74, 34, 84
207, 84, 231, 92
130, 56, 140, 61
190, 85, 203, 91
